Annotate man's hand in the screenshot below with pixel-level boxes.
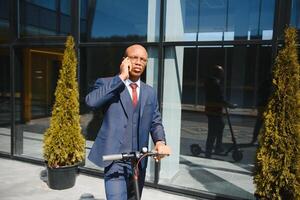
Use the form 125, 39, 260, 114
154, 141, 171, 162
119, 57, 132, 81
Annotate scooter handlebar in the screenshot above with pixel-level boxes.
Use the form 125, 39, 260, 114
103, 152, 139, 161
102, 149, 168, 161
103, 154, 124, 161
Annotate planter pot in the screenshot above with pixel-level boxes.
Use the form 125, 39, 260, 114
47, 164, 79, 190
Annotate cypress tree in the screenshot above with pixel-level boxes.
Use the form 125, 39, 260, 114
254, 27, 300, 199
43, 36, 85, 167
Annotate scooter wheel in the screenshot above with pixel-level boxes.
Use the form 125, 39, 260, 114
232, 150, 243, 162
190, 144, 202, 156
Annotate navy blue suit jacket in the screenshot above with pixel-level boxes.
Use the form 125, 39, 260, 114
85, 75, 166, 168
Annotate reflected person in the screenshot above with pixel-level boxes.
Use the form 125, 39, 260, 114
85, 44, 171, 200
204, 65, 236, 158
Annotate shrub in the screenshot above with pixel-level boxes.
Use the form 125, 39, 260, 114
254, 27, 300, 200
43, 36, 85, 167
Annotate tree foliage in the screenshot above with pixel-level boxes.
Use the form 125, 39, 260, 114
43, 36, 85, 167
254, 27, 300, 199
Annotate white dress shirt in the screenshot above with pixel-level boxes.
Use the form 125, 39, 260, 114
124, 79, 140, 101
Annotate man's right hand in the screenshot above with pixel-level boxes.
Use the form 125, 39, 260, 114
119, 57, 132, 81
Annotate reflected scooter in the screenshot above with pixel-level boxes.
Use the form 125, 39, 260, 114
190, 107, 243, 162
103, 147, 168, 200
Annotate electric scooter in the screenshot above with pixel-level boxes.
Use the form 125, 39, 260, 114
190, 107, 243, 162
103, 147, 167, 200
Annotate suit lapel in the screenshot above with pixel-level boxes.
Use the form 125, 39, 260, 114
120, 86, 132, 118
139, 82, 147, 118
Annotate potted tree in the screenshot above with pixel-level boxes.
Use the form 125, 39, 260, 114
43, 36, 85, 190
254, 27, 300, 199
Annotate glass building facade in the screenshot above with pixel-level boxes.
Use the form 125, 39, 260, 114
0, 0, 299, 199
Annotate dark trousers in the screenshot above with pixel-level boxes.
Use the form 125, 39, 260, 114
205, 115, 225, 156
104, 161, 146, 200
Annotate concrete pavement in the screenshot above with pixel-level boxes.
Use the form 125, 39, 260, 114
0, 109, 258, 200
0, 157, 196, 200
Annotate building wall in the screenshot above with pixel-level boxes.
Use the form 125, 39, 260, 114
0, 0, 299, 199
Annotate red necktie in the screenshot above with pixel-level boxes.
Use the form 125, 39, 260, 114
130, 83, 138, 107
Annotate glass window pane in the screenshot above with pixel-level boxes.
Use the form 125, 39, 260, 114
228, 0, 257, 40
227, 0, 275, 40
20, 0, 71, 36
0, 0, 10, 43
80, 0, 159, 42
60, 0, 71, 34
225, 45, 257, 107
198, 0, 226, 41
25, 0, 56, 10
291, 0, 300, 30
165, 0, 275, 42
80, 0, 88, 39
225, 46, 271, 108
182, 47, 197, 105
160, 45, 273, 199
259, 0, 275, 40
60, 0, 71, 15
165, 0, 199, 41
0, 48, 11, 153
15, 48, 64, 158
197, 47, 225, 105
182, 47, 226, 106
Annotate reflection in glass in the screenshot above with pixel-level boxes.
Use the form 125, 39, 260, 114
60, 0, 71, 14
0, 0, 10, 43
25, 0, 56, 10
182, 45, 270, 108
226, 46, 256, 107
20, 0, 71, 36
197, 47, 225, 105
182, 47, 197, 105
0, 49, 11, 153
14, 48, 63, 158
225, 45, 271, 108
165, 0, 275, 41
60, 0, 71, 34
160, 45, 273, 199
291, 0, 300, 29
226, 0, 275, 40
198, 0, 226, 41
258, 0, 275, 40
80, 0, 158, 42
182, 47, 225, 106
227, 0, 259, 40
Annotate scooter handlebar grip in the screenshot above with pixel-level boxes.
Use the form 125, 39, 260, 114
103, 154, 123, 161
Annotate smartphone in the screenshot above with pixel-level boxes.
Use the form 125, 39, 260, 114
126, 57, 132, 72
123, 56, 131, 72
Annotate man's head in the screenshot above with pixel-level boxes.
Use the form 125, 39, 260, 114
124, 44, 148, 81
210, 65, 224, 80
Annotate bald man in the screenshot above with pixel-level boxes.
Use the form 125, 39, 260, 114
86, 44, 171, 200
